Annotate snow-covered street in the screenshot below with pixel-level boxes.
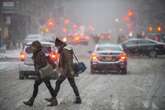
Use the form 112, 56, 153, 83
0, 51, 165, 110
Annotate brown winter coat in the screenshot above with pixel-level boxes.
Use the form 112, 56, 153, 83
59, 45, 75, 77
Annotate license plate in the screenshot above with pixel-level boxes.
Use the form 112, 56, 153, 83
105, 56, 112, 61
24, 58, 33, 65
102, 56, 112, 61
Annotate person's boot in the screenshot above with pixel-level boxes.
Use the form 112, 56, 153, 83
47, 97, 58, 106
23, 98, 34, 107
74, 96, 81, 104
45, 97, 53, 102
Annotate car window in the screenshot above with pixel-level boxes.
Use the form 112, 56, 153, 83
24, 44, 54, 54
160, 35, 165, 43
96, 46, 122, 51
125, 40, 138, 47
25, 46, 32, 54
138, 40, 156, 45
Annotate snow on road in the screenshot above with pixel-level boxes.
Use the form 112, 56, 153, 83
0, 42, 165, 110
0, 49, 20, 59
0, 57, 164, 110
0, 62, 17, 71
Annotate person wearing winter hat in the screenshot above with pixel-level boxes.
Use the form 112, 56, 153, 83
46, 38, 81, 106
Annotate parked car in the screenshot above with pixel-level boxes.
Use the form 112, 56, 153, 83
90, 43, 127, 74
19, 41, 59, 79
122, 38, 165, 57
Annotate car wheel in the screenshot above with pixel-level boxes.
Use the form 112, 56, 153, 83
121, 68, 127, 74
19, 71, 25, 80
149, 51, 157, 58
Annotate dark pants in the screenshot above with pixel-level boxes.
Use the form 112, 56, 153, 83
54, 75, 80, 97
30, 78, 55, 101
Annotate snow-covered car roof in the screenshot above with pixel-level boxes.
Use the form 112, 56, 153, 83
26, 34, 42, 38
24, 34, 55, 43
25, 41, 55, 46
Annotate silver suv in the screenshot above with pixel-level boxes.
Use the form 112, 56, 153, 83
18, 41, 59, 79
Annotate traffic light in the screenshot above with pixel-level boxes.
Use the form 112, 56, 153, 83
147, 25, 153, 32
47, 18, 55, 29
72, 24, 79, 32
128, 9, 134, 17
122, 16, 130, 22
62, 28, 67, 33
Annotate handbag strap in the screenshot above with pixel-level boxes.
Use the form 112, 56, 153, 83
73, 51, 79, 63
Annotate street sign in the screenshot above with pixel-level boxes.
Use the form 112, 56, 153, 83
2, 1, 15, 7
1, 1, 16, 14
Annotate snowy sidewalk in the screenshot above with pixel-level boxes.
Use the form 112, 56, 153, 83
0, 49, 20, 59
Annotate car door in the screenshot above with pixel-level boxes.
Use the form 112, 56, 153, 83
137, 40, 156, 55
122, 40, 138, 55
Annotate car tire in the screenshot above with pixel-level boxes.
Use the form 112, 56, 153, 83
121, 68, 127, 74
149, 51, 157, 58
19, 71, 25, 80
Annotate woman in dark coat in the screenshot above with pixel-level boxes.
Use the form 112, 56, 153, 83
23, 41, 55, 106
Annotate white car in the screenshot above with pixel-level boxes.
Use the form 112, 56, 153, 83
18, 41, 59, 79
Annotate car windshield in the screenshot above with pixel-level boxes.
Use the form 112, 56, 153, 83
25, 44, 53, 54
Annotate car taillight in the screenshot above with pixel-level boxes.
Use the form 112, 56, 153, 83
49, 52, 59, 61
119, 52, 127, 62
91, 53, 98, 62
74, 36, 80, 41
19, 52, 26, 61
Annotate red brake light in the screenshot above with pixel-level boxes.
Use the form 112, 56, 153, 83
49, 52, 59, 61
119, 52, 127, 62
19, 51, 26, 61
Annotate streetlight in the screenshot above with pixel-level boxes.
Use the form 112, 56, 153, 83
147, 25, 153, 32
157, 26, 162, 32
